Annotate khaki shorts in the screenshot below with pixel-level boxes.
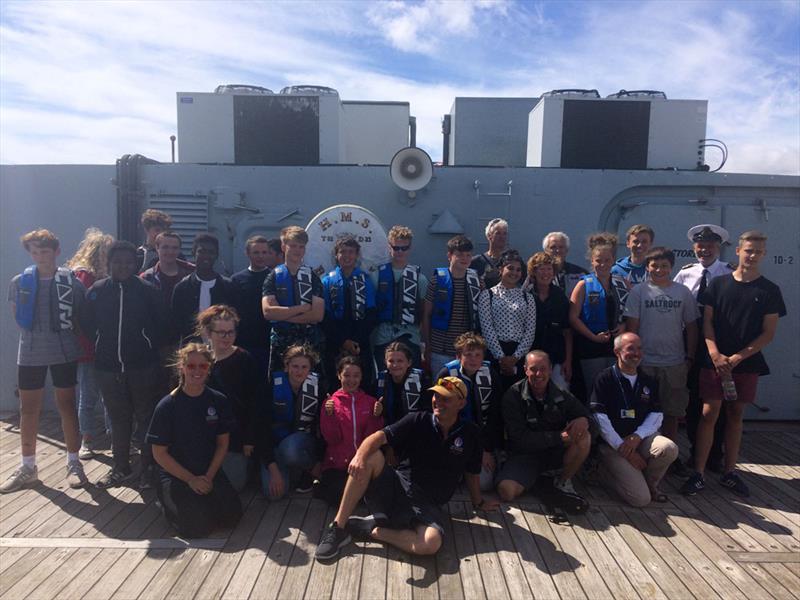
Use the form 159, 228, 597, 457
642, 363, 689, 417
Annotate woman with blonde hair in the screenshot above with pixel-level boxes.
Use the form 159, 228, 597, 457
145, 343, 242, 538
66, 228, 114, 459
569, 233, 628, 397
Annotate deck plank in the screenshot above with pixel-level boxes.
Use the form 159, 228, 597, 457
500, 505, 560, 600
25, 547, 102, 600
448, 501, 485, 599
303, 505, 339, 600
57, 548, 128, 600
278, 498, 330, 600
138, 548, 198, 600
253, 497, 311, 599
598, 505, 693, 599
221, 498, 289, 600
431, 503, 462, 600
519, 503, 587, 600
760, 563, 800, 599
740, 563, 796, 600
1, 546, 73, 600
464, 500, 510, 600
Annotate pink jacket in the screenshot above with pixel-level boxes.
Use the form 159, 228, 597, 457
320, 388, 384, 472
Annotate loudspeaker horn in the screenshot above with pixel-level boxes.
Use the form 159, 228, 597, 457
390, 147, 433, 192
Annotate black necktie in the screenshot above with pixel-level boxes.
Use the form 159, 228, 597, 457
697, 269, 709, 304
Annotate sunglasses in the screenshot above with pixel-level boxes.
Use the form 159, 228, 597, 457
185, 362, 211, 372
436, 377, 465, 400
210, 329, 236, 338
390, 245, 410, 252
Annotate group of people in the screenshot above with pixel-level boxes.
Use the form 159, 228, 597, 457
5, 208, 786, 560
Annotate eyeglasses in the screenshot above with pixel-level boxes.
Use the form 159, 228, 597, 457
185, 362, 211, 372
436, 377, 466, 400
390, 245, 410, 252
210, 329, 236, 338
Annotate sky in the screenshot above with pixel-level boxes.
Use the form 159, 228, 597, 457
1, 0, 798, 175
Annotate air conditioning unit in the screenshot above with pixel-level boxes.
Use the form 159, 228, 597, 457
526, 93, 708, 170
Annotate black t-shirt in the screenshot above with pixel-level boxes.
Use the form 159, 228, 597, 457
146, 387, 235, 478
702, 275, 786, 375
532, 285, 570, 365
384, 411, 482, 505
207, 347, 261, 452
590, 366, 660, 439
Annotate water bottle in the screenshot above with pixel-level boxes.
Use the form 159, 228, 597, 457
721, 373, 738, 402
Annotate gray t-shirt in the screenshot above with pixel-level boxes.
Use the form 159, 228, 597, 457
8, 274, 85, 367
623, 281, 699, 367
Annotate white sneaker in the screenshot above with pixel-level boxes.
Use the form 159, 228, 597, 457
0, 465, 39, 493
66, 462, 88, 488
554, 477, 577, 495
78, 441, 96, 460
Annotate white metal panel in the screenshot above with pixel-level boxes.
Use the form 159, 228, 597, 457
647, 99, 708, 170
317, 94, 342, 164
526, 97, 564, 167
176, 93, 235, 164
341, 102, 409, 165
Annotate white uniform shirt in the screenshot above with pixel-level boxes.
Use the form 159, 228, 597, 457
673, 259, 734, 301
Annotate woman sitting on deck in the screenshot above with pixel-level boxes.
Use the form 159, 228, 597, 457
146, 343, 243, 538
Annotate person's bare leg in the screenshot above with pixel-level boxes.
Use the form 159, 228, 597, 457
723, 402, 745, 473
19, 389, 44, 459
496, 479, 524, 502
333, 451, 385, 527
372, 524, 442, 555
562, 434, 591, 480
54, 386, 81, 454
693, 401, 721, 476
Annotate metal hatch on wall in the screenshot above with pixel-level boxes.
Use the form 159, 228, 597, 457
603, 187, 800, 420
147, 193, 210, 258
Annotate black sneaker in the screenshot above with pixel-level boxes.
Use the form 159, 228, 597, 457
680, 472, 705, 496
295, 472, 314, 493
720, 471, 750, 497
315, 522, 351, 560
346, 515, 378, 541
669, 458, 691, 478
96, 468, 135, 489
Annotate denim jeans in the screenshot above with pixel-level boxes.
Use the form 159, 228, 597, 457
222, 451, 250, 493
77, 362, 110, 439
260, 431, 317, 498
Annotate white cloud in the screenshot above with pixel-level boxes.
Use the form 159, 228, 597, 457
0, 0, 797, 175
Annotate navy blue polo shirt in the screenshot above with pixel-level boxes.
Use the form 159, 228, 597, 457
384, 411, 482, 505
146, 387, 235, 478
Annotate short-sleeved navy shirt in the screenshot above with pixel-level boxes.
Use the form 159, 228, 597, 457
383, 411, 482, 505
702, 275, 787, 375
146, 387, 235, 478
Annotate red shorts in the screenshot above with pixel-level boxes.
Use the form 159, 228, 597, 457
699, 369, 759, 404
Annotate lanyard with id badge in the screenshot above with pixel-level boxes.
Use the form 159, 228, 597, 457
614, 366, 647, 421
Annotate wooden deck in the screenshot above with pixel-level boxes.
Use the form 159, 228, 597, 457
1, 414, 798, 600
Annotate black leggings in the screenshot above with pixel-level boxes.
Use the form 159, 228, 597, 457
157, 471, 242, 538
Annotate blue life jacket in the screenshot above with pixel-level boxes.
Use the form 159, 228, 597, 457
271, 371, 321, 443
376, 263, 420, 325
271, 264, 314, 328
431, 268, 481, 332
323, 266, 374, 321
376, 367, 424, 423
15, 265, 75, 332
445, 359, 493, 427
580, 274, 628, 334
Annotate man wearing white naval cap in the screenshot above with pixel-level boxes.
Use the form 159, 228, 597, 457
673, 224, 733, 474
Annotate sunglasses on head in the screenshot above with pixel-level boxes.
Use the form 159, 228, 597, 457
391, 245, 410, 252
436, 378, 465, 400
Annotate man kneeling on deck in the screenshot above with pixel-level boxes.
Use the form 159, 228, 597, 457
496, 351, 593, 510
590, 333, 678, 506
315, 376, 499, 561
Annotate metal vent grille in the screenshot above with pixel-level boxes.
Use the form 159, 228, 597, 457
147, 195, 209, 257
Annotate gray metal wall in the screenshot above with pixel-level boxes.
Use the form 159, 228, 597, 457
1, 162, 798, 419
0, 165, 117, 413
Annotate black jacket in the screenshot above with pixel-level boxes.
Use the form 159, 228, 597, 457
502, 378, 595, 454
80, 276, 166, 372
171, 272, 239, 343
